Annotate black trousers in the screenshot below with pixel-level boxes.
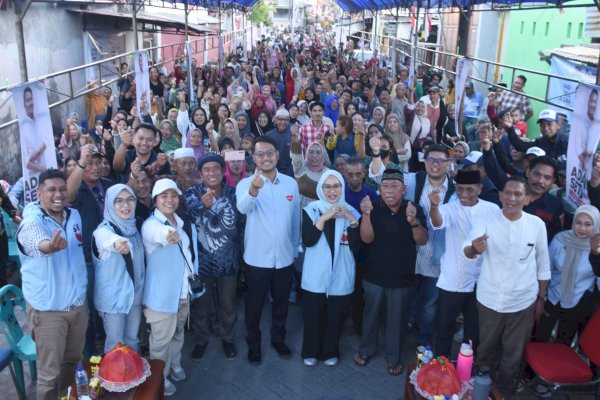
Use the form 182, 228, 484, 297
244, 264, 294, 350
435, 288, 479, 358
533, 291, 597, 345
301, 291, 351, 359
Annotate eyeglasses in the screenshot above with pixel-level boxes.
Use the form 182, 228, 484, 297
254, 149, 277, 159
114, 197, 136, 207
426, 157, 449, 165
322, 184, 342, 192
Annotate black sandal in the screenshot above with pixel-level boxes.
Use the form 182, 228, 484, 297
387, 363, 404, 376
353, 352, 370, 367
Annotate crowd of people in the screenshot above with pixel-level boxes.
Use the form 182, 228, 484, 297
1, 25, 600, 400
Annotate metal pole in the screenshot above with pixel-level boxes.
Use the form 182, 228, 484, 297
218, 3, 223, 71
16, 19, 28, 82
132, 0, 139, 50
184, 0, 189, 42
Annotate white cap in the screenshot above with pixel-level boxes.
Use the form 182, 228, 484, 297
173, 147, 195, 160
461, 151, 483, 165
275, 109, 290, 119
152, 178, 182, 199
537, 109, 558, 123
526, 147, 546, 157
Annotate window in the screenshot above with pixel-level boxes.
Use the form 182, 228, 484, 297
567, 22, 572, 38
532, 22, 537, 35
545, 22, 549, 37
520, 21, 525, 35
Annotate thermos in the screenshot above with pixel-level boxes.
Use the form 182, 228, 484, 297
472, 366, 492, 400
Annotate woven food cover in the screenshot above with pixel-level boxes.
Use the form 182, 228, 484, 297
412, 357, 468, 400
98, 343, 151, 392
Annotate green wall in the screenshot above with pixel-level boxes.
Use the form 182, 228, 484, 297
501, 2, 591, 136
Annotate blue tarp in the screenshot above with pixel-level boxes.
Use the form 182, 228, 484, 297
164, 0, 260, 11
335, 0, 574, 13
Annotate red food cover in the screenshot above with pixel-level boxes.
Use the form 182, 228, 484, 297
416, 357, 462, 397
99, 343, 144, 383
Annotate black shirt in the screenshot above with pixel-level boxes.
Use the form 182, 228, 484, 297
524, 192, 564, 242
363, 200, 426, 288
302, 210, 360, 267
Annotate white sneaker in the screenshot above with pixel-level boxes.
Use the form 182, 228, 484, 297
303, 357, 318, 366
324, 357, 338, 366
164, 378, 177, 397
170, 366, 186, 382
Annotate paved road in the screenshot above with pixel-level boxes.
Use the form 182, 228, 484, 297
0, 297, 594, 399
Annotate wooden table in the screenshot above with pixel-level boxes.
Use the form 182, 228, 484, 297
403, 362, 502, 400
72, 359, 164, 400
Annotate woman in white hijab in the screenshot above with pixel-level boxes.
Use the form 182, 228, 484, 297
534, 204, 600, 345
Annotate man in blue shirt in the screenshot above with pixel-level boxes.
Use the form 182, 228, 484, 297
463, 82, 483, 130
236, 136, 301, 364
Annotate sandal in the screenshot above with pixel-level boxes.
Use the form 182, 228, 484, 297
353, 352, 370, 367
387, 363, 404, 376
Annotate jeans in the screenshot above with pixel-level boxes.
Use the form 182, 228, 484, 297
412, 274, 439, 344
101, 304, 142, 353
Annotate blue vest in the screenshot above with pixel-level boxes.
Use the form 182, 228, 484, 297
17, 204, 87, 311
92, 222, 140, 314
142, 216, 199, 313
301, 207, 356, 296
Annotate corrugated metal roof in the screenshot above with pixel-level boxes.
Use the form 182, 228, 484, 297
550, 44, 600, 67
585, 6, 600, 38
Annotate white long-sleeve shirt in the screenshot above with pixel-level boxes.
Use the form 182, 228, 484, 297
464, 209, 551, 313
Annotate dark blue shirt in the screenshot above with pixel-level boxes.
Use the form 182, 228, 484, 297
345, 184, 379, 214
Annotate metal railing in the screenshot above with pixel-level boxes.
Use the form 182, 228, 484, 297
0, 26, 252, 130
348, 29, 581, 112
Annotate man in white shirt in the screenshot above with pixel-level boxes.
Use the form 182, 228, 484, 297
463, 176, 550, 396
429, 169, 499, 357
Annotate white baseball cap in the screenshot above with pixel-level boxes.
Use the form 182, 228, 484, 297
537, 109, 558, 123
526, 147, 546, 157
152, 179, 182, 199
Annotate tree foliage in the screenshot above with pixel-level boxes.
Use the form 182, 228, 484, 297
249, 0, 274, 26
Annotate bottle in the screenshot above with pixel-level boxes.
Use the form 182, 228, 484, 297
472, 366, 492, 400
422, 345, 434, 364
456, 342, 474, 382
417, 353, 423, 368
75, 363, 90, 399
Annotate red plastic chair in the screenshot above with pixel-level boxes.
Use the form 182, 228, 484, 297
525, 307, 600, 398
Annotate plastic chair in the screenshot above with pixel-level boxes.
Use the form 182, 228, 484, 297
525, 307, 600, 399
0, 285, 37, 397
0, 348, 24, 399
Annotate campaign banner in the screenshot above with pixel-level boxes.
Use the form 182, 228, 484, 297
186, 41, 197, 111
548, 55, 596, 122
11, 81, 57, 204
134, 50, 152, 119
566, 83, 600, 208
454, 58, 470, 135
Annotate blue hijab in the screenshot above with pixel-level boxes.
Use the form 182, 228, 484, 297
325, 95, 340, 127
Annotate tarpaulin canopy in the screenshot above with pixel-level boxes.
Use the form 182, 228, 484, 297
163, 0, 259, 11
334, 0, 575, 13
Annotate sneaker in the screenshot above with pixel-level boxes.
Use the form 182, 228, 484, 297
515, 378, 526, 393
170, 366, 186, 382
164, 378, 177, 397
303, 357, 318, 366
324, 357, 338, 366
223, 341, 237, 361
534, 382, 552, 398
191, 343, 208, 362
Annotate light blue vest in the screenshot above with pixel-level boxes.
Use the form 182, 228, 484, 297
17, 204, 87, 311
142, 216, 199, 313
301, 207, 356, 296
92, 222, 140, 314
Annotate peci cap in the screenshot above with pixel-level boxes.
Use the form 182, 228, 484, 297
455, 169, 481, 185
275, 109, 290, 119
197, 153, 226, 170
537, 109, 559, 123
381, 167, 404, 183
151, 178, 182, 199
526, 147, 546, 157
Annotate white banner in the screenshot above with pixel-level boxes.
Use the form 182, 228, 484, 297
566, 83, 600, 208
11, 81, 57, 204
186, 42, 197, 111
548, 55, 596, 121
134, 51, 151, 119
454, 58, 470, 135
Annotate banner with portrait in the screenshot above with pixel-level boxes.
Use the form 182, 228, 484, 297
566, 83, 600, 209
134, 50, 152, 119
11, 81, 57, 204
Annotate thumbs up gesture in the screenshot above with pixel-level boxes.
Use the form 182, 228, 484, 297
202, 188, 215, 209
471, 233, 489, 255
428, 189, 441, 207
114, 239, 130, 255
360, 195, 373, 216
166, 229, 180, 244
406, 201, 418, 224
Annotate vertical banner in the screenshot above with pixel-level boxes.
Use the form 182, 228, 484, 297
186, 42, 197, 111
566, 83, 600, 208
134, 50, 151, 119
454, 58, 470, 135
11, 81, 57, 204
